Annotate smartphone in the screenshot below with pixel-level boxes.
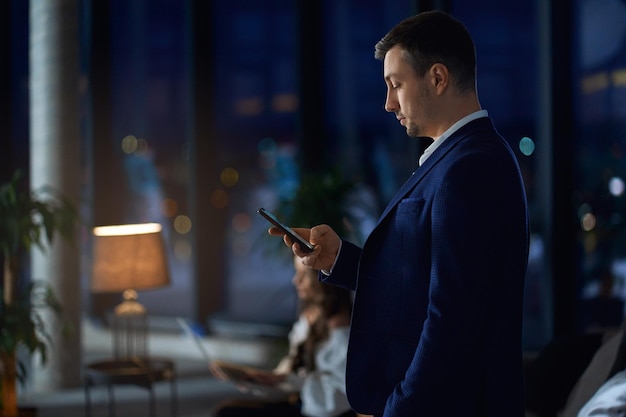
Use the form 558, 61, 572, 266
257, 208, 315, 253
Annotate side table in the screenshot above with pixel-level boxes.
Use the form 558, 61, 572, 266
84, 357, 177, 417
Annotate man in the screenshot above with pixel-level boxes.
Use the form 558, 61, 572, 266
270, 10, 529, 417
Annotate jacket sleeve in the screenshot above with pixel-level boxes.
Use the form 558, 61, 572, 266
320, 239, 361, 291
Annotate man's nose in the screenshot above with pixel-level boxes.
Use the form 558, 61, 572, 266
385, 91, 398, 113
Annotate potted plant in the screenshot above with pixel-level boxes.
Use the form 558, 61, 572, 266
0, 171, 77, 417
275, 167, 372, 245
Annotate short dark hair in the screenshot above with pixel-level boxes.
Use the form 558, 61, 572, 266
374, 10, 477, 93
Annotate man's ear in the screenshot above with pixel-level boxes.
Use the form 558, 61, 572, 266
429, 63, 449, 94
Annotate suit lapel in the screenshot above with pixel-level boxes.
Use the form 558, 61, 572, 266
376, 117, 494, 225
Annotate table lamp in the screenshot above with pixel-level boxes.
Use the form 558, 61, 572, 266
91, 223, 170, 359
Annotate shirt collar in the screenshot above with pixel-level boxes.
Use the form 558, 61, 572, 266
418, 110, 489, 166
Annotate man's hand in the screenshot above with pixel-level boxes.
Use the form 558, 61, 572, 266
268, 224, 340, 272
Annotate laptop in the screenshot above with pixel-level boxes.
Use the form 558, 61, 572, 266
175, 317, 297, 396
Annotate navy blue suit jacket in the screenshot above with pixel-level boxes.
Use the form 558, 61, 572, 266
322, 117, 529, 416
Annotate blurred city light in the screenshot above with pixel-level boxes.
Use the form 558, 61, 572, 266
581, 212, 596, 231
121, 135, 138, 154
220, 167, 240, 187
519, 136, 535, 156
174, 215, 192, 234
608, 176, 625, 196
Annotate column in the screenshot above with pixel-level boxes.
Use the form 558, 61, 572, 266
29, 0, 82, 391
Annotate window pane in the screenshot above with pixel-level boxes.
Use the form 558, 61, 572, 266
212, 0, 300, 325
451, 1, 549, 349
108, 0, 194, 317
575, 0, 626, 333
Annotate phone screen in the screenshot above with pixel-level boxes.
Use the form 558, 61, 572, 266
257, 208, 314, 253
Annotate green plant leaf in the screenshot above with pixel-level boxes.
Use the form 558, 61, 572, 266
0, 170, 77, 383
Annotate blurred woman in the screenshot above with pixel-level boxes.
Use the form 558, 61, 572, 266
210, 256, 355, 417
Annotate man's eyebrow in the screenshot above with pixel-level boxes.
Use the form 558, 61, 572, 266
384, 73, 399, 81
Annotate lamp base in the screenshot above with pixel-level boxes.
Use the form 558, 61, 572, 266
112, 289, 147, 359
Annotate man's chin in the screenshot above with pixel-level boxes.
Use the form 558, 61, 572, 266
406, 127, 431, 140
406, 127, 420, 137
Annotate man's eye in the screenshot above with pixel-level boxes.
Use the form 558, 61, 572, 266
391, 84, 400, 89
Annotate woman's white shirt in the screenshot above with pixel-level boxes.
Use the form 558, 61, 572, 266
577, 370, 626, 417
277, 316, 352, 417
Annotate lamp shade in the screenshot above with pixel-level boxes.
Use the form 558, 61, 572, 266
91, 223, 170, 293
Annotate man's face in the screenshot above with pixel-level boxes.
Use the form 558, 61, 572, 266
383, 45, 435, 138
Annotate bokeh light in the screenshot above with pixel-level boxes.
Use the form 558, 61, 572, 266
257, 137, 277, 155
519, 137, 535, 156
121, 135, 138, 154
220, 167, 240, 187
581, 212, 596, 231
235, 97, 263, 116
608, 176, 625, 196
582, 72, 609, 95
121, 135, 150, 155
271, 93, 298, 113
173, 215, 192, 234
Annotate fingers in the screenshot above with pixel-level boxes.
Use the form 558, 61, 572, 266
268, 226, 310, 239
309, 224, 337, 245
267, 226, 283, 236
291, 240, 310, 257
267, 226, 313, 252
267, 227, 301, 249
294, 244, 324, 270
209, 364, 228, 381
235, 383, 252, 393
266, 224, 336, 271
